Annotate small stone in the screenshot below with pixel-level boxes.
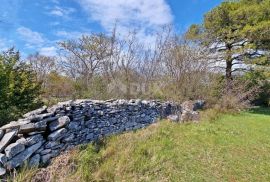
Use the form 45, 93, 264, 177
25, 134, 44, 146
28, 154, 40, 167
41, 153, 53, 164
28, 131, 45, 136
34, 120, 47, 131
86, 133, 94, 140
40, 149, 51, 155
19, 123, 36, 134
68, 122, 80, 130
0, 167, 6, 176
48, 128, 67, 141
16, 138, 27, 145
0, 153, 7, 165
5, 142, 25, 159
49, 116, 70, 131
0, 130, 18, 152
167, 115, 179, 122
6, 141, 43, 169
1, 120, 30, 130
62, 134, 74, 142
44, 141, 60, 149
23, 106, 47, 118
0, 130, 4, 140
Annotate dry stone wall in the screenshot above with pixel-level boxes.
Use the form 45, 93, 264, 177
0, 99, 204, 177
0, 99, 186, 176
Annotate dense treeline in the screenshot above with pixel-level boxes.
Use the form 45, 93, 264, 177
0, 0, 269, 125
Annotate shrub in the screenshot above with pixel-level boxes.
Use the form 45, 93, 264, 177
0, 49, 42, 125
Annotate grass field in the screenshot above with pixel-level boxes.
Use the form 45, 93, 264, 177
13, 108, 270, 182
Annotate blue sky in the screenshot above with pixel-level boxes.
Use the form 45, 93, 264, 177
0, 0, 222, 57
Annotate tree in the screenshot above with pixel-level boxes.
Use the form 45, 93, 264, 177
28, 52, 56, 89
0, 49, 42, 125
58, 34, 113, 88
186, 0, 270, 90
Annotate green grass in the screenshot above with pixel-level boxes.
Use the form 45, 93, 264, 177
14, 108, 270, 182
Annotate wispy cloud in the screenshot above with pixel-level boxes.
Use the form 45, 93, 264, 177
17, 26, 45, 45
48, 6, 76, 19
39, 46, 58, 56
55, 30, 90, 39
77, 0, 173, 44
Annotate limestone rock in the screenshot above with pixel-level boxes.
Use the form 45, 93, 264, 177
0, 167, 6, 176
49, 116, 70, 131
0, 130, 4, 140
40, 149, 51, 155
1, 120, 30, 130
48, 128, 67, 141
19, 123, 36, 134
6, 141, 43, 169
28, 154, 40, 167
25, 134, 44, 146
0, 130, 18, 152
0, 153, 7, 165
181, 111, 200, 122
41, 153, 53, 164
23, 106, 47, 118
44, 141, 60, 149
16, 138, 27, 145
167, 115, 180, 122
5, 142, 25, 159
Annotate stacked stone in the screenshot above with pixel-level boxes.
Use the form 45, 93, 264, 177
0, 99, 179, 176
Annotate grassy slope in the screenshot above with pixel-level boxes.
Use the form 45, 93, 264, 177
15, 108, 270, 182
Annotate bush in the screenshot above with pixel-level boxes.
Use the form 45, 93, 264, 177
0, 49, 42, 125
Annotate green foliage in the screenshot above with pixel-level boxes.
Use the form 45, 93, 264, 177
243, 70, 270, 106
0, 49, 42, 125
203, 0, 270, 48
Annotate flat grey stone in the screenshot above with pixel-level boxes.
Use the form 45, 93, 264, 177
28, 154, 40, 167
1, 120, 30, 130
167, 115, 179, 122
6, 141, 43, 169
19, 123, 36, 134
62, 134, 74, 142
40, 149, 51, 155
0, 167, 6, 176
41, 153, 53, 164
0, 130, 18, 152
45, 141, 60, 149
68, 122, 80, 130
5, 142, 25, 159
49, 116, 70, 131
48, 128, 67, 141
34, 120, 48, 131
16, 137, 27, 144
25, 134, 44, 146
23, 106, 47, 118
19, 120, 47, 134
0, 130, 4, 140
0, 153, 7, 165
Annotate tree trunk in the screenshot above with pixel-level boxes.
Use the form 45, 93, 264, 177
225, 49, 233, 92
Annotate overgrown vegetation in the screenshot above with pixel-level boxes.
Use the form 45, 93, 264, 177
0, 0, 269, 125
12, 108, 270, 182
0, 49, 42, 125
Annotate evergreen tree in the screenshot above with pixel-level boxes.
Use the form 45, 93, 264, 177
0, 48, 42, 125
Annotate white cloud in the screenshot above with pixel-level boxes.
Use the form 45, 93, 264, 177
77, 0, 173, 44
49, 6, 76, 18
17, 27, 45, 45
39, 46, 58, 56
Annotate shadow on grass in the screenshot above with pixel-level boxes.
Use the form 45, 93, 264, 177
248, 107, 270, 116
